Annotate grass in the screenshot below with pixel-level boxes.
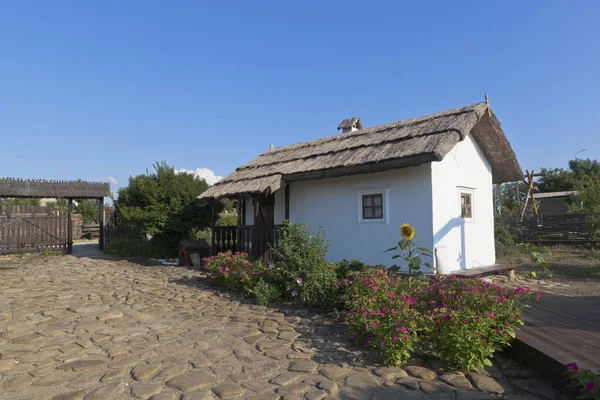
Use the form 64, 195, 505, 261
498, 245, 600, 280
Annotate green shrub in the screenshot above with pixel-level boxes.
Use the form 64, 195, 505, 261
216, 212, 237, 227
253, 278, 282, 306
273, 222, 329, 277
298, 265, 340, 308
335, 259, 366, 279
343, 268, 541, 370
103, 236, 168, 259
203, 251, 267, 296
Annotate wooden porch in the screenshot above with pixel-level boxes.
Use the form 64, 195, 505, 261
212, 224, 282, 262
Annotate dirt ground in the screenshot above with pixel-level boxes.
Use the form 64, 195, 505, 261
497, 245, 600, 296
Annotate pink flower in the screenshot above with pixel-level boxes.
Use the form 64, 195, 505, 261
401, 327, 408, 333
402, 336, 407, 342
393, 336, 399, 341
586, 382, 594, 391
373, 322, 379, 328
380, 338, 385, 343
391, 309, 397, 314
566, 363, 579, 372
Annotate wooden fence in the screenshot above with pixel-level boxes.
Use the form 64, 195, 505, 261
104, 226, 139, 245
516, 213, 598, 245
0, 215, 68, 253
214, 225, 282, 262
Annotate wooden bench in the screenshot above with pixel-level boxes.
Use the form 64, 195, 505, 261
450, 264, 519, 281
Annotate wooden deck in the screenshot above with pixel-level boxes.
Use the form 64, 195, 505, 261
507, 292, 600, 388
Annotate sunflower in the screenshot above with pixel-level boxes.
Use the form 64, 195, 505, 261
400, 223, 415, 241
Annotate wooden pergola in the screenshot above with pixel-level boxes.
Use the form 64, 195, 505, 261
0, 178, 111, 253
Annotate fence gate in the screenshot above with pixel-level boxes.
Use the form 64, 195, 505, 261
0, 215, 68, 254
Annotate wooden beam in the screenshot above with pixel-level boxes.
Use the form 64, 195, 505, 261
210, 199, 216, 256
67, 198, 73, 254
285, 183, 290, 221
98, 199, 105, 251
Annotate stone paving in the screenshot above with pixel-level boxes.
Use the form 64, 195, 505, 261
0, 245, 562, 400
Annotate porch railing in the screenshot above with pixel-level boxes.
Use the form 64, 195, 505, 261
213, 225, 283, 262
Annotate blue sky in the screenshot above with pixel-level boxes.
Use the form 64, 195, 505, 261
1, 1, 598, 195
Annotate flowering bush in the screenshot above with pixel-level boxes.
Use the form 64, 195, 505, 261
566, 363, 600, 399
253, 278, 282, 306
203, 251, 267, 296
343, 267, 541, 370
343, 267, 425, 365
422, 275, 540, 371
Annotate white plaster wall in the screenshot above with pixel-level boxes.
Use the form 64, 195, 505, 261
431, 134, 495, 273
279, 166, 434, 267
274, 184, 287, 223
243, 197, 254, 225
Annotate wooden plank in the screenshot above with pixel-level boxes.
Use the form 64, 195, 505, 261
99, 199, 104, 250
67, 199, 73, 254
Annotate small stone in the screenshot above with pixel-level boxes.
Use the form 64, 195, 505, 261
244, 334, 266, 345
271, 372, 301, 386
345, 373, 379, 389
166, 370, 217, 392
131, 383, 162, 399
511, 379, 556, 400
439, 372, 473, 390
404, 365, 436, 380
212, 383, 244, 398
317, 379, 339, 395
56, 359, 105, 372
256, 339, 289, 352
242, 380, 269, 393
132, 362, 163, 381
51, 390, 88, 400
419, 381, 453, 394
233, 348, 263, 363
468, 373, 505, 394
373, 367, 408, 380
84, 382, 126, 400
287, 360, 317, 373
395, 377, 419, 390
302, 376, 321, 385
277, 383, 311, 395
278, 331, 300, 342
319, 366, 349, 380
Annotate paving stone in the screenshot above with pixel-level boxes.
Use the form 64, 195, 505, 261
468, 373, 505, 394
345, 372, 379, 389
304, 390, 327, 400
404, 365, 436, 380
511, 379, 556, 399
50, 390, 88, 400
276, 383, 311, 395
131, 382, 162, 399
373, 366, 408, 380
132, 362, 163, 381
204, 348, 229, 359
229, 373, 250, 383
246, 395, 279, 400
148, 392, 178, 400
212, 383, 244, 399
109, 357, 141, 368
84, 382, 127, 400
419, 381, 454, 394
244, 334, 266, 345
319, 366, 350, 380
278, 331, 300, 342
265, 347, 292, 360
455, 391, 497, 400
2, 374, 34, 390
317, 379, 339, 395
180, 390, 215, 400
166, 370, 217, 391
395, 377, 419, 390
153, 363, 189, 381
257, 339, 289, 352
287, 360, 317, 373
32, 373, 71, 386
242, 380, 269, 393
233, 348, 263, 363
102, 368, 130, 383
271, 372, 302, 386
56, 359, 105, 372
439, 372, 473, 390
0, 358, 16, 372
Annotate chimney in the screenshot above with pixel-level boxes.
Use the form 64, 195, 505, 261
337, 117, 363, 133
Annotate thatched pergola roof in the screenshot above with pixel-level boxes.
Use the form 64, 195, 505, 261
0, 178, 111, 199
200, 102, 522, 200
534, 191, 579, 199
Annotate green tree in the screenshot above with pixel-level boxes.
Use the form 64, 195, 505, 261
115, 161, 212, 255
74, 199, 100, 224
0, 198, 40, 207
537, 159, 600, 193
45, 199, 68, 212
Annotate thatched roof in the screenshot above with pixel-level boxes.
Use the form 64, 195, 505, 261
199, 102, 522, 200
338, 117, 363, 131
534, 191, 579, 199
0, 178, 111, 199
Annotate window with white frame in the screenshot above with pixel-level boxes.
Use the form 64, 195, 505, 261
458, 187, 475, 220
357, 189, 389, 223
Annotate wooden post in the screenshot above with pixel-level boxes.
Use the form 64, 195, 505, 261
98, 198, 104, 251
67, 198, 73, 254
210, 199, 216, 256
285, 183, 290, 221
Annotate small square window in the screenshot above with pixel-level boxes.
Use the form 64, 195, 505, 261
461, 193, 473, 218
362, 194, 383, 220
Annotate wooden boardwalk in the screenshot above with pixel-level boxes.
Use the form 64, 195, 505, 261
509, 292, 600, 386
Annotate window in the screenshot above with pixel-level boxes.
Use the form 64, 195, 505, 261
461, 192, 473, 218
362, 194, 383, 220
